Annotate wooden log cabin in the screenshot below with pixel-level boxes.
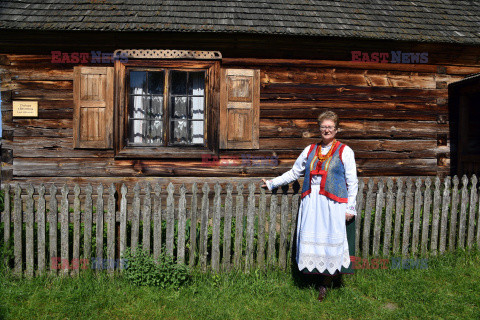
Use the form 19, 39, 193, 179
1, 0, 480, 190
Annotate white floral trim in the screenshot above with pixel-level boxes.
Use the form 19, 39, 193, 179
298, 249, 351, 274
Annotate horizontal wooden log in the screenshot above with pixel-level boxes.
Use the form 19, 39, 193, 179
260, 119, 448, 139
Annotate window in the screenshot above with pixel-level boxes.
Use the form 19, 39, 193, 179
127, 69, 206, 146
114, 60, 220, 158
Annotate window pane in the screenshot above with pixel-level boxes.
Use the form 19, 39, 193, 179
171, 120, 188, 144
190, 97, 204, 120
190, 120, 204, 144
128, 119, 163, 144
148, 71, 165, 94
129, 71, 147, 95
188, 72, 205, 95
149, 96, 163, 119
171, 96, 187, 119
170, 71, 187, 95
129, 95, 150, 119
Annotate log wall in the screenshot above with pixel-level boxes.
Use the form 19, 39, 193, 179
2, 33, 480, 185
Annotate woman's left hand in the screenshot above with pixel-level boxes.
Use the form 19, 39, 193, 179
345, 213, 355, 221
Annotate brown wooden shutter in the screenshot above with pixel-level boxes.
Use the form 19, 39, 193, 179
73, 66, 114, 149
219, 68, 260, 149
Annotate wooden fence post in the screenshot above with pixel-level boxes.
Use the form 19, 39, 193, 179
199, 183, 210, 271
439, 176, 451, 254
96, 184, 104, 271
467, 175, 477, 248
449, 176, 459, 251
153, 183, 162, 262
362, 178, 374, 259
49, 184, 58, 275
25, 184, 34, 278
245, 183, 256, 271
223, 183, 233, 271
421, 178, 432, 256
372, 179, 384, 256
177, 184, 187, 265
107, 184, 116, 273
37, 184, 46, 276
383, 178, 394, 257
393, 178, 404, 255
402, 178, 413, 257
458, 175, 469, 249
430, 177, 441, 255
257, 187, 266, 269
142, 183, 152, 253
166, 183, 175, 258
72, 185, 81, 276
211, 183, 221, 271
84, 184, 93, 263
233, 184, 244, 269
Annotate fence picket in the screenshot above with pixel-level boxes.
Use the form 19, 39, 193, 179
223, 183, 233, 271
245, 183, 256, 271
3, 185, 11, 266
233, 184, 244, 269
393, 178, 404, 255
402, 178, 413, 257
84, 184, 93, 263
25, 184, 34, 278
211, 183, 221, 271
288, 192, 300, 267
60, 185, 69, 276
177, 184, 187, 265
382, 178, 394, 257
131, 183, 140, 254
373, 179, 384, 256
107, 184, 116, 273
268, 192, 278, 266
49, 184, 58, 275
257, 187, 266, 269
355, 179, 365, 255
188, 183, 197, 268
142, 183, 152, 253
439, 177, 451, 254
72, 185, 81, 276
411, 178, 422, 256
14, 184, 22, 276
362, 179, 374, 259
37, 184, 46, 275
449, 176, 460, 251
153, 184, 162, 261
278, 189, 289, 270
166, 183, 175, 257
96, 184, 104, 271
458, 175, 469, 249
430, 177, 441, 255
119, 184, 127, 266
467, 175, 477, 248
199, 183, 210, 271
421, 178, 432, 255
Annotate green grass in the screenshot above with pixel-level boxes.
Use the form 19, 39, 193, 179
1, 249, 480, 320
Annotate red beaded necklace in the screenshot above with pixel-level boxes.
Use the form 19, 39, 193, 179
316, 139, 337, 162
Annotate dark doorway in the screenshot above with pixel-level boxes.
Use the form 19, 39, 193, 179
449, 74, 480, 176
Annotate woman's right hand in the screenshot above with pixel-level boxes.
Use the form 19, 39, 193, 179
261, 179, 269, 189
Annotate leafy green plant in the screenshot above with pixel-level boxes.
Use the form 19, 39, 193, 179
121, 246, 190, 289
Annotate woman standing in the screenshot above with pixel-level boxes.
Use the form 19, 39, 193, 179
261, 111, 358, 301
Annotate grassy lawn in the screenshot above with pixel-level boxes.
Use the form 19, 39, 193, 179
1, 249, 479, 320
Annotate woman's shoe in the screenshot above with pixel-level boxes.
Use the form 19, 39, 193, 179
318, 285, 327, 301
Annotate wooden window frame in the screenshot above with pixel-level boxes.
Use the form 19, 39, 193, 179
114, 59, 220, 159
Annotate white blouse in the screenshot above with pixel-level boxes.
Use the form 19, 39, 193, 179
266, 143, 358, 215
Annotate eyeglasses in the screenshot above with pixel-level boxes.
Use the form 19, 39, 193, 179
320, 126, 336, 130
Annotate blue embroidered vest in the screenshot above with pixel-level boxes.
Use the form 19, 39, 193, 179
301, 141, 348, 203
